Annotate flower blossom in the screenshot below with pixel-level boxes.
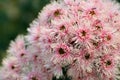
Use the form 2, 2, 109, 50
1, 0, 120, 80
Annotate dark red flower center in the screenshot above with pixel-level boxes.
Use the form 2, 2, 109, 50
59, 48, 65, 54
11, 65, 15, 69
106, 60, 112, 66
60, 25, 65, 31
95, 25, 101, 30
92, 41, 99, 47
81, 30, 87, 36
20, 53, 25, 57
89, 10, 95, 15
106, 35, 111, 41
54, 9, 61, 16
31, 77, 38, 80
85, 53, 90, 60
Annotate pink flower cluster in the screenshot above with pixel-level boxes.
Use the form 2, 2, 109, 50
1, 0, 120, 80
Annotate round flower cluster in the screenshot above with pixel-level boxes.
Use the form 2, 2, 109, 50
1, 0, 120, 80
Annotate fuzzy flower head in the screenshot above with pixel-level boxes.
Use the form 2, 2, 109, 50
75, 27, 91, 42
1, 0, 120, 80
27, 71, 43, 80
99, 54, 117, 79
51, 43, 72, 67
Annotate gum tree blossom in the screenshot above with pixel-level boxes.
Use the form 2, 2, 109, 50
51, 43, 72, 66
1, 0, 120, 80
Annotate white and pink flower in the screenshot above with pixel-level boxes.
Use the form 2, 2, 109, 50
1, 0, 120, 80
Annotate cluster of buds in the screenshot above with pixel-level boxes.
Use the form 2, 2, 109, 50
1, 0, 120, 80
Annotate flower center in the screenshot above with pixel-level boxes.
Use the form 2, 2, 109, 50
34, 55, 38, 61
20, 53, 25, 57
106, 35, 111, 41
31, 77, 38, 80
81, 30, 86, 36
92, 41, 99, 47
11, 65, 15, 70
59, 48, 65, 54
89, 10, 95, 15
60, 25, 65, 31
54, 9, 61, 17
85, 53, 90, 60
95, 26, 101, 30
106, 60, 112, 66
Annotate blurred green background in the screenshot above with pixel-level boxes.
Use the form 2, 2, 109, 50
0, 0, 120, 65
0, 0, 50, 64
